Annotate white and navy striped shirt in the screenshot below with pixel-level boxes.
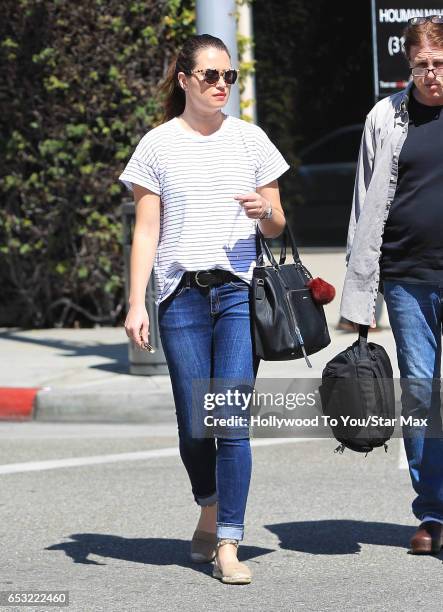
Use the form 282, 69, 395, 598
119, 114, 290, 304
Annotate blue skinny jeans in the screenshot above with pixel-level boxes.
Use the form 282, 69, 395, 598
158, 275, 259, 540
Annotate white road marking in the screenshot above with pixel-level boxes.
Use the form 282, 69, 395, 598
0, 422, 179, 439
0, 437, 318, 475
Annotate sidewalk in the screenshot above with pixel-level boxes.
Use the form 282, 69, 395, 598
0, 250, 396, 423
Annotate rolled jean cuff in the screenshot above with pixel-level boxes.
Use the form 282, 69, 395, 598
216, 522, 244, 541
196, 492, 218, 506
421, 515, 443, 524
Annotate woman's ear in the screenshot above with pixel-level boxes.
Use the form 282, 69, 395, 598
177, 72, 187, 91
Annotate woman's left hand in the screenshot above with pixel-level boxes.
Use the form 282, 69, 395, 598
234, 192, 270, 219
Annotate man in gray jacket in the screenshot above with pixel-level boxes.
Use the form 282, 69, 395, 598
341, 15, 443, 555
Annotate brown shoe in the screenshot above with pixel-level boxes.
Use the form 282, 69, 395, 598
190, 529, 217, 563
410, 521, 443, 555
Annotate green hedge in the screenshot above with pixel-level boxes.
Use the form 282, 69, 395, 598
1, 0, 372, 326
0, 0, 195, 327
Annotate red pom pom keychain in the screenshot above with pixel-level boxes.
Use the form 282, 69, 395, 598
306, 277, 336, 305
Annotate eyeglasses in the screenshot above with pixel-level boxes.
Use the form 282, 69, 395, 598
189, 68, 239, 85
411, 66, 443, 77
408, 15, 443, 25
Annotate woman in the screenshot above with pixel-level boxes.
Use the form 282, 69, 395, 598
119, 34, 289, 583
340, 16, 443, 555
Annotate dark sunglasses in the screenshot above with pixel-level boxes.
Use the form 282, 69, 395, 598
189, 68, 239, 85
408, 15, 443, 25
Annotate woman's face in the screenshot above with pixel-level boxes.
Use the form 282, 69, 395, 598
409, 40, 443, 105
179, 47, 232, 114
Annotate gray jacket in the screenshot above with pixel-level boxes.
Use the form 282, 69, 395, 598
340, 81, 414, 326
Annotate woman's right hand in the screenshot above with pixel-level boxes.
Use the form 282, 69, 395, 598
125, 305, 150, 349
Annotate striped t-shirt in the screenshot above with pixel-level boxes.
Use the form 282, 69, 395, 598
119, 114, 290, 304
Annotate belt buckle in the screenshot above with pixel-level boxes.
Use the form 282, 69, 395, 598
195, 270, 211, 288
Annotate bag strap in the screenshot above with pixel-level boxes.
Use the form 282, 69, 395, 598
358, 324, 369, 346
256, 223, 301, 267
256, 222, 281, 266
280, 223, 301, 264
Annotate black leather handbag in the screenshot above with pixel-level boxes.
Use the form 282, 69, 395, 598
250, 225, 331, 366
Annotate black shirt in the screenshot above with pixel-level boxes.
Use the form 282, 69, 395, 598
380, 90, 443, 284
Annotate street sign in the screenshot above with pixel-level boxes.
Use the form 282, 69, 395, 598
371, 1, 443, 99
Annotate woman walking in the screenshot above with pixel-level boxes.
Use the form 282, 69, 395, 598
119, 34, 289, 583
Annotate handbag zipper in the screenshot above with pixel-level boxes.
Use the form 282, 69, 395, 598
285, 293, 312, 368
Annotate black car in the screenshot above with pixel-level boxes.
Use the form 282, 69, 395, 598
292, 124, 364, 247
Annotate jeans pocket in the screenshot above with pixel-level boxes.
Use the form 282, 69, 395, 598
228, 280, 250, 291
173, 283, 189, 297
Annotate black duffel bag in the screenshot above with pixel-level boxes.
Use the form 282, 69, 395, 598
250, 225, 331, 367
319, 325, 396, 454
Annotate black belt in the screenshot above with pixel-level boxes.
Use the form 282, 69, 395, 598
181, 269, 241, 288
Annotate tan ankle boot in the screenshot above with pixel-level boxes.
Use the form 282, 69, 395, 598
212, 539, 252, 584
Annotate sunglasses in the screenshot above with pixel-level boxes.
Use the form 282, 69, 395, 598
408, 15, 443, 25
189, 68, 239, 85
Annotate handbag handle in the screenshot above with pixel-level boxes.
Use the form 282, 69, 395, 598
256, 229, 278, 267
256, 223, 301, 267
279, 223, 301, 265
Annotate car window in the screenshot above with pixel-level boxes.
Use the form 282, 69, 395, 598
301, 128, 363, 164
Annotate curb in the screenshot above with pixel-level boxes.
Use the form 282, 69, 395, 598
34, 388, 176, 423
0, 387, 40, 420
0, 386, 176, 424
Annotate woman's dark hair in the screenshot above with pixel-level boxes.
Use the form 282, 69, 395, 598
403, 21, 443, 60
159, 34, 231, 122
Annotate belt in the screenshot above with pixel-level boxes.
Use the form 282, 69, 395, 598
182, 269, 241, 288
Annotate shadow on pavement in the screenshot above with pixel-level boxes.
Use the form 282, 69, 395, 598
0, 330, 129, 373
265, 519, 443, 560
45, 533, 275, 572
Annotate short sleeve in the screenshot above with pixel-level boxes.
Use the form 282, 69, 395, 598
254, 127, 290, 187
118, 133, 161, 195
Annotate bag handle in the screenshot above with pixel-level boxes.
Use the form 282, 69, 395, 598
255, 227, 278, 267
256, 223, 301, 267
358, 324, 369, 346
280, 223, 301, 265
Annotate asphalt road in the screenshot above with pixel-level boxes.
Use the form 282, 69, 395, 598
0, 422, 442, 612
